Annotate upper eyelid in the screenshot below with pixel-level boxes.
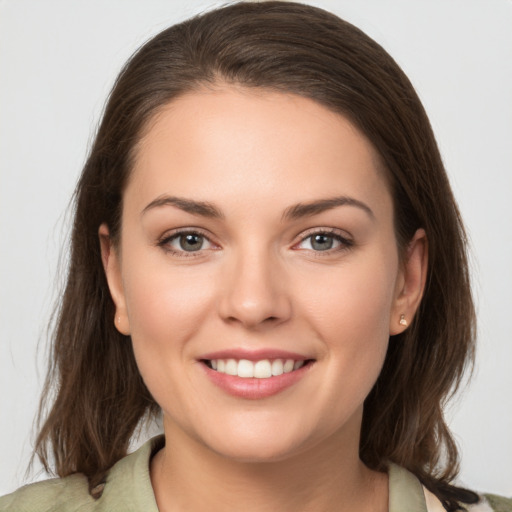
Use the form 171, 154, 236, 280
294, 227, 352, 242
159, 227, 214, 243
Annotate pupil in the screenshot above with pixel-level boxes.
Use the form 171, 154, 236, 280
180, 234, 203, 251
312, 234, 333, 251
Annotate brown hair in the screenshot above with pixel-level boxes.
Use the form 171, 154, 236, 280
35, 2, 477, 510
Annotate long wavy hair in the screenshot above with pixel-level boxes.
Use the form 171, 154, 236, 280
35, 2, 477, 510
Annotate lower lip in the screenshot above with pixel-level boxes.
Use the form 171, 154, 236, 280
201, 362, 313, 399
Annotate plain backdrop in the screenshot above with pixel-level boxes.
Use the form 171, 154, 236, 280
1, 0, 511, 497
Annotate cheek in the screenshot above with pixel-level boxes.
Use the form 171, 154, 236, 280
297, 248, 399, 404
121, 261, 220, 414
301, 257, 398, 341
121, 254, 218, 363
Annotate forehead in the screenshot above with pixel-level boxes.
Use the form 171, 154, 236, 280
127, 86, 391, 218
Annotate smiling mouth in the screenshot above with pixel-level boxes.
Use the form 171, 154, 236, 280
202, 358, 314, 379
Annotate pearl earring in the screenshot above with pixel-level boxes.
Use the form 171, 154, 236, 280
399, 314, 407, 326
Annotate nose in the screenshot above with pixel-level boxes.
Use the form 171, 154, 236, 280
218, 247, 292, 329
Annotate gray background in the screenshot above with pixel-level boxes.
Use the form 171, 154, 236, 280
1, 0, 511, 496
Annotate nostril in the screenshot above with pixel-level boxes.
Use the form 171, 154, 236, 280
224, 315, 279, 325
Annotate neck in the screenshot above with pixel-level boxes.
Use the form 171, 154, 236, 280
150, 416, 388, 512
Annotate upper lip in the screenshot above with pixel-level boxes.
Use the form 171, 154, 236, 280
199, 348, 312, 361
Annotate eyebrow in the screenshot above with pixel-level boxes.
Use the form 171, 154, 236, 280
282, 196, 375, 221
141, 195, 224, 219
141, 194, 374, 221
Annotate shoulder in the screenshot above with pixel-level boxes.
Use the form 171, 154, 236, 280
425, 484, 512, 512
424, 482, 512, 512
389, 464, 512, 512
0, 435, 163, 512
424, 483, 512, 512
477, 493, 512, 512
0, 473, 93, 512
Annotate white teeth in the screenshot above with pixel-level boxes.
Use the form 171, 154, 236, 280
225, 359, 238, 376
254, 360, 272, 378
208, 358, 308, 378
237, 359, 254, 378
283, 359, 295, 373
271, 359, 284, 376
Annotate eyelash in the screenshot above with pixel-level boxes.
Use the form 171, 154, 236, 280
157, 228, 353, 258
293, 228, 353, 255
157, 229, 216, 258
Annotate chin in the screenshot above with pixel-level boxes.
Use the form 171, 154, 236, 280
195, 418, 329, 465
209, 437, 304, 464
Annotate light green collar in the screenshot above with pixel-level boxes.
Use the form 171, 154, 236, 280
388, 463, 428, 512
109, 436, 428, 512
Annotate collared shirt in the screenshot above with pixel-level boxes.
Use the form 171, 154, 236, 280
1, 436, 509, 511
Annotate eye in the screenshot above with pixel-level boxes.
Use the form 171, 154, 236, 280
295, 231, 352, 252
159, 230, 215, 255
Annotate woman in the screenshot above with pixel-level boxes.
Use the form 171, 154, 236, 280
1, 2, 510, 511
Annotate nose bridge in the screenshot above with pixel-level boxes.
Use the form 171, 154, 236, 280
218, 241, 291, 328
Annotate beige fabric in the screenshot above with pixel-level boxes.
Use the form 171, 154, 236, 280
0, 436, 162, 512
388, 464, 428, 511
465, 496, 498, 512
423, 485, 500, 512
0, 436, 508, 511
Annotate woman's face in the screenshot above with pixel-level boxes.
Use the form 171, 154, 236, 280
102, 86, 424, 462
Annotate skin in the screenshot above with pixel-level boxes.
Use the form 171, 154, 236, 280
100, 85, 427, 512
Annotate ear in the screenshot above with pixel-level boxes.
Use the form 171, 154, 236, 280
389, 228, 428, 335
99, 223, 131, 335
